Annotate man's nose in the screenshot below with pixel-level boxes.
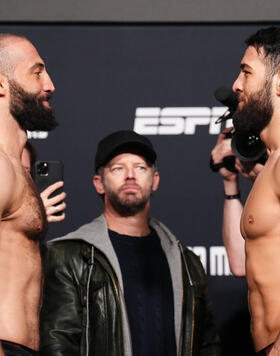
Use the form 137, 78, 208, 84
43, 72, 55, 93
232, 74, 242, 93
125, 167, 136, 179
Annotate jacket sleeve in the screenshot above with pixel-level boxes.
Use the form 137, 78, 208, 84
184, 248, 222, 356
40, 242, 84, 356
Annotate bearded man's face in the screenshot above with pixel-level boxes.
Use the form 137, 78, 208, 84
232, 79, 273, 136
9, 79, 58, 131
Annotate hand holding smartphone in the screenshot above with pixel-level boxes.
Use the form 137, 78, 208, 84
33, 161, 66, 221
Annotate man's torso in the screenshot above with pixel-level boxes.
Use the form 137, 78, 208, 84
0, 158, 47, 350
241, 150, 280, 351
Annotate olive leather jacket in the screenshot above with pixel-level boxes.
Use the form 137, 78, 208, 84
40, 215, 221, 356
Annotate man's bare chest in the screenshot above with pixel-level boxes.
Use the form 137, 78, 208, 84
2, 172, 48, 241
241, 168, 280, 240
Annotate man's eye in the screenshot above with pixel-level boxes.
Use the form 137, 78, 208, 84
137, 166, 146, 171
112, 167, 122, 172
35, 71, 42, 76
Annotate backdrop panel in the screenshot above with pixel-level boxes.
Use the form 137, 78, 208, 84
1, 0, 280, 22
0, 24, 273, 355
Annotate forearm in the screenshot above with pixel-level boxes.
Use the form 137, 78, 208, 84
222, 178, 246, 276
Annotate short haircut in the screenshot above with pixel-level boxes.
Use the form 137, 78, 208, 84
0, 33, 27, 77
246, 26, 280, 76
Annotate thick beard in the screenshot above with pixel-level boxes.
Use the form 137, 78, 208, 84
232, 80, 273, 136
9, 79, 58, 131
104, 183, 152, 217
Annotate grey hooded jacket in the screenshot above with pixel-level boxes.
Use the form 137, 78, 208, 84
40, 214, 221, 356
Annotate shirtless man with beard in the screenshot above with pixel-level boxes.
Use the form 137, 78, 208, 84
0, 34, 57, 356
231, 26, 280, 355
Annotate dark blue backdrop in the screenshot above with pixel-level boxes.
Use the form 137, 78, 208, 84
1, 23, 273, 355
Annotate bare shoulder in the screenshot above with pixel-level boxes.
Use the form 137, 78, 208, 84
0, 150, 17, 212
0, 150, 16, 180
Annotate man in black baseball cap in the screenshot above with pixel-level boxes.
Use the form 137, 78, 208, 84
95, 130, 157, 172
40, 130, 220, 356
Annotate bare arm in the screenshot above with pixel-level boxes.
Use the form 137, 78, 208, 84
212, 129, 264, 276
211, 129, 245, 276
0, 156, 18, 353
222, 178, 245, 276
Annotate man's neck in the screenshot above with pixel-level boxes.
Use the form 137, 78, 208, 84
104, 207, 150, 237
0, 109, 27, 160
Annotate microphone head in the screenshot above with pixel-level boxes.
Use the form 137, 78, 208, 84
214, 87, 238, 109
231, 132, 266, 162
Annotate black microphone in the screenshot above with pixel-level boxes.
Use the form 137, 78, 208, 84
214, 87, 238, 123
214, 87, 238, 108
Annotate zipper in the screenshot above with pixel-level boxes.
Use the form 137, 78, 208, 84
178, 242, 195, 356
86, 246, 94, 356
190, 294, 195, 356
95, 253, 133, 356
178, 273, 184, 356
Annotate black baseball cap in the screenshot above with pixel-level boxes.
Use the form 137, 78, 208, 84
95, 130, 157, 172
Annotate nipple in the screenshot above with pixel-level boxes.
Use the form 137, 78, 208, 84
36, 223, 42, 231
248, 215, 254, 224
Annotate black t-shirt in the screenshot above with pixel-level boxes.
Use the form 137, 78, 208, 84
109, 228, 177, 356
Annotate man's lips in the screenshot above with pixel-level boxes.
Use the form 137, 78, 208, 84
42, 100, 51, 109
236, 97, 245, 109
40, 95, 52, 108
121, 185, 140, 192
40, 93, 52, 102
237, 93, 245, 103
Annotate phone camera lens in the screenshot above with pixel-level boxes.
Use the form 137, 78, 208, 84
37, 162, 48, 176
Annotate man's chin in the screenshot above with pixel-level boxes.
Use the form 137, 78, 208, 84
120, 197, 141, 206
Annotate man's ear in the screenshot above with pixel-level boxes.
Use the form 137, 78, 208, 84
93, 175, 105, 194
276, 70, 280, 97
0, 74, 9, 97
0, 73, 9, 95
152, 171, 160, 192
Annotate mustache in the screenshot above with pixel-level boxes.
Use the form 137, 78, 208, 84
39, 93, 52, 102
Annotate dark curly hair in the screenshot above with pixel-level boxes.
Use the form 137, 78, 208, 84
246, 26, 280, 76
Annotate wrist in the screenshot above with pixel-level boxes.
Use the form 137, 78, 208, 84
224, 192, 240, 200
223, 179, 239, 195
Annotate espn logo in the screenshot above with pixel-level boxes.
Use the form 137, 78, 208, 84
134, 107, 233, 135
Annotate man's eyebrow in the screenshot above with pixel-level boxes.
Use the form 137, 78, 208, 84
109, 162, 123, 167
29, 62, 45, 72
240, 63, 253, 71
